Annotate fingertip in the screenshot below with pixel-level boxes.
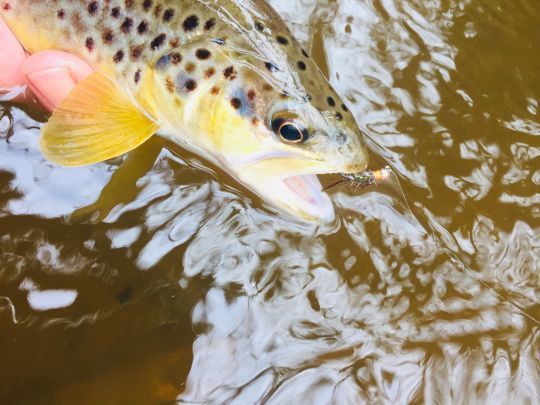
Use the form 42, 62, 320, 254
22, 51, 94, 111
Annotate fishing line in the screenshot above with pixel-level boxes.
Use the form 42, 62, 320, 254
343, 165, 540, 326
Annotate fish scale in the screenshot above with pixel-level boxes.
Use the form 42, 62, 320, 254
0, 0, 370, 221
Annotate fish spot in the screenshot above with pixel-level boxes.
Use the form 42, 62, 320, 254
251, 117, 260, 125
113, 50, 124, 63
223, 66, 237, 80
247, 89, 257, 101
195, 48, 211, 60
134, 69, 142, 84
87, 1, 98, 15
335, 112, 343, 120
163, 8, 174, 22
57, 9, 65, 19
153, 5, 162, 17
185, 62, 196, 73
297, 61, 306, 70
276, 35, 288, 45
185, 79, 197, 92
204, 67, 216, 78
231, 98, 242, 109
255, 21, 264, 31
111, 7, 120, 18
102, 30, 114, 44
265, 62, 279, 72
301, 49, 309, 58
85, 37, 95, 52
341, 103, 349, 112
150, 33, 167, 50
183, 15, 199, 32
169, 38, 180, 47
204, 19, 215, 31
137, 20, 148, 34
2, 3, 10, 11
143, 0, 153, 11
130, 45, 144, 60
305, 94, 312, 101
210, 86, 220, 95
124, 0, 134, 8
171, 52, 182, 64
327, 96, 336, 107
262, 83, 273, 92
121, 17, 133, 34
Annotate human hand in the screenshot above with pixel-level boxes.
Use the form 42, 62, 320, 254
0, 18, 93, 112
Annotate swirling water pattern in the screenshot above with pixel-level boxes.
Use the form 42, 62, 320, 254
0, 0, 538, 403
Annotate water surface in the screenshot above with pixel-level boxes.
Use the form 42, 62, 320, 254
1, 0, 539, 403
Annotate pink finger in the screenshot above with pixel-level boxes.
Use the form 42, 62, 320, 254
0, 17, 27, 89
22, 51, 93, 112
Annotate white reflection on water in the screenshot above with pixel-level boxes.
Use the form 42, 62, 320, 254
0, 0, 539, 403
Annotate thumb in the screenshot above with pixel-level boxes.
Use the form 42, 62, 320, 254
22, 51, 94, 112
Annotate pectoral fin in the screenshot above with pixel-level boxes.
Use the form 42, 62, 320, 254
40, 72, 159, 166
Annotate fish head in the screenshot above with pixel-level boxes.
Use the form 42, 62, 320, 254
183, 61, 369, 222
154, 40, 369, 222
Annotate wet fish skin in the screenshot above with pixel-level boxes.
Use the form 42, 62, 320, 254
0, 0, 370, 221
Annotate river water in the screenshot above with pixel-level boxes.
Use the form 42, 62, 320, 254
0, 0, 539, 403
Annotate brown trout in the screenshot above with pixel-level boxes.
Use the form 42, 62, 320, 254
0, 0, 369, 221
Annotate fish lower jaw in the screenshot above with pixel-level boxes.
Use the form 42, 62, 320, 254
260, 174, 335, 222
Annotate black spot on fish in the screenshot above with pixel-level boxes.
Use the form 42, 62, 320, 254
327, 96, 336, 107
102, 30, 114, 44
131, 45, 143, 60
185, 79, 197, 92
196, 49, 211, 60
143, 0, 152, 11
134, 69, 141, 84
265, 62, 279, 72
335, 112, 343, 120
111, 7, 120, 18
87, 1, 98, 15
113, 50, 124, 63
223, 66, 237, 80
204, 18, 215, 31
150, 33, 167, 50
137, 20, 148, 34
163, 8, 174, 22
297, 61, 306, 70
255, 21, 264, 31
183, 15, 198, 32
247, 89, 256, 101
301, 49, 309, 58
57, 9, 65, 19
231, 98, 242, 109
85, 37, 95, 52
171, 52, 182, 64
121, 17, 133, 34
341, 103, 349, 112
276, 35, 288, 45
185, 62, 196, 73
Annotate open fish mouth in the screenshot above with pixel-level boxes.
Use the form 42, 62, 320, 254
265, 173, 335, 222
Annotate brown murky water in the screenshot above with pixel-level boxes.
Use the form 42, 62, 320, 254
1, 0, 539, 403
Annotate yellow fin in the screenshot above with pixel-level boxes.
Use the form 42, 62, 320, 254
40, 72, 159, 167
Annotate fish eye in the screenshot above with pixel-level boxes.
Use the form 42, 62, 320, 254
271, 114, 310, 144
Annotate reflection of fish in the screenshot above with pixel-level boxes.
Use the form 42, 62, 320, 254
1, 0, 369, 221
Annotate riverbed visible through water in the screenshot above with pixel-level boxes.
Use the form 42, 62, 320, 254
1, 0, 539, 403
